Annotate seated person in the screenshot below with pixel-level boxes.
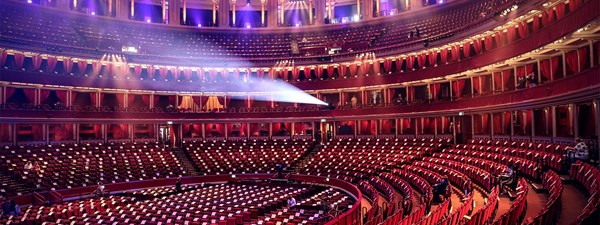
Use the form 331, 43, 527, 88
499, 165, 516, 193
175, 177, 182, 192
93, 182, 106, 197
566, 138, 589, 164
432, 177, 449, 202
287, 196, 296, 209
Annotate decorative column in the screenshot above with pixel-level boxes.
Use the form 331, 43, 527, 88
309, 0, 313, 25
232, 0, 237, 27
213, 0, 218, 26
218, 0, 231, 27
314, 0, 325, 25
162, 0, 166, 23
182, 0, 187, 24
279, 0, 284, 26
409, 0, 422, 10
169, 0, 181, 25
327, 0, 333, 20
356, 0, 361, 18
261, 0, 266, 27
131, 0, 135, 18
116, 0, 130, 19
57, 0, 70, 10
267, 0, 278, 27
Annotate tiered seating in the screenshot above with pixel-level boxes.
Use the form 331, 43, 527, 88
183, 139, 312, 175
524, 170, 563, 225
421, 156, 499, 191
492, 178, 528, 225
465, 139, 564, 172
359, 180, 383, 225
2, 183, 354, 225
0, 142, 184, 191
410, 161, 474, 194
569, 162, 600, 224
0, 0, 514, 60
300, 138, 446, 182
387, 169, 430, 225
466, 186, 500, 225
442, 146, 542, 180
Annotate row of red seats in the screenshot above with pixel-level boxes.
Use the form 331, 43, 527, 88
360, 180, 383, 225
423, 155, 499, 191
465, 186, 500, 225
492, 178, 529, 225
442, 148, 542, 180
432, 152, 507, 178
414, 197, 451, 225
569, 162, 600, 225
410, 161, 474, 195
436, 191, 473, 225
369, 176, 397, 216
468, 139, 570, 155
379, 173, 412, 225
524, 170, 563, 225
462, 140, 564, 171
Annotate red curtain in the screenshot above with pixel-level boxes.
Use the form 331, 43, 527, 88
373, 62, 380, 75
362, 62, 370, 75
507, 26, 518, 43
209, 69, 217, 81
90, 92, 97, 107
493, 114, 502, 134
451, 45, 460, 62
472, 77, 481, 94
0, 51, 7, 67
502, 70, 513, 90
472, 39, 482, 55
484, 36, 494, 52
170, 67, 180, 80
518, 22, 528, 38
315, 66, 324, 79
339, 65, 347, 77
158, 67, 168, 79
349, 63, 358, 76
40, 89, 51, 103
133, 65, 142, 78
493, 72, 503, 91
406, 56, 414, 70
77, 61, 87, 73
417, 54, 427, 68
55, 90, 67, 103
216, 96, 226, 106
428, 51, 437, 66
532, 16, 540, 32
148, 124, 155, 138
381, 120, 392, 134
462, 42, 471, 58
22, 88, 36, 103
116, 93, 125, 107
565, 50, 579, 74
219, 70, 228, 80
13, 53, 25, 68
182, 68, 192, 81
578, 47, 588, 70
452, 79, 465, 97
570, 0, 582, 9
440, 48, 448, 64
64, 59, 74, 73
480, 76, 488, 93
32, 56, 43, 70
556, 2, 566, 19
430, 83, 441, 99
482, 114, 489, 134
495, 32, 504, 48
91, 62, 102, 76
31, 124, 43, 140
47, 57, 58, 73
127, 94, 136, 107
93, 124, 102, 139
292, 68, 300, 80
383, 59, 393, 72
257, 69, 264, 79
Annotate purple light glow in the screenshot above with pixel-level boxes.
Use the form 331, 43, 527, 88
197, 24, 202, 27
91, 12, 96, 15
27, 0, 32, 3
146, 19, 152, 23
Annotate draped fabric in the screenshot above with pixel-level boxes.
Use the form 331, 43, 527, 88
349, 63, 358, 76
373, 62, 380, 75
428, 52, 438, 66
247, 96, 254, 108
339, 65, 347, 77
383, 59, 393, 72
555, 2, 566, 19
482, 114, 490, 134
77, 61, 87, 73
116, 93, 125, 107
128, 94, 136, 107
472, 77, 481, 94
532, 16, 540, 32
159, 67, 168, 79
316, 66, 324, 79
55, 90, 67, 103
507, 26, 518, 43
209, 69, 217, 81
565, 50, 580, 74
452, 79, 465, 97
40, 89, 51, 103
32, 55, 43, 70
493, 72, 503, 91
472, 39, 482, 55
216, 96, 226, 107
361, 62, 370, 75
170, 67, 180, 80
51, 124, 74, 141
570, 0, 582, 9
484, 36, 494, 52
440, 48, 448, 64
90, 92, 97, 107
517, 22, 528, 39
480, 76, 488, 93
133, 65, 143, 78
47, 57, 58, 73
93, 124, 103, 139
91, 62, 102, 76
294, 123, 307, 135
181, 68, 192, 81
495, 32, 504, 48
292, 68, 300, 80
381, 120, 392, 134
493, 114, 502, 134
402, 118, 412, 134
578, 47, 588, 70
524, 111, 532, 134
22, 88, 36, 103
31, 124, 43, 140
462, 42, 471, 58
406, 56, 414, 70
417, 54, 426, 68
0, 50, 7, 67
502, 70, 514, 90
256, 69, 264, 79
107, 63, 115, 77
451, 45, 460, 62
429, 83, 441, 99
14, 53, 25, 68
219, 70, 228, 80
64, 59, 74, 73
422, 118, 430, 134
542, 9, 554, 26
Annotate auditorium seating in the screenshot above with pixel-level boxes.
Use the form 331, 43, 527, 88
524, 170, 563, 225
0, 142, 184, 192
183, 139, 312, 175
0, 182, 354, 225
492, 178, 529, 225
569, 162, 600, 225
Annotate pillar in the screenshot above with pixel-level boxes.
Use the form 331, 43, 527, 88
261, 0, 266, 26
213, 0, 218, 26
232, 0, 237, 27
183, 0, 187, 24
327, 0, 333, 20
409, 0, 422, 10
168, 0, 181, 25
116, 0, 130, 19
267, 0, 278, 27
218, 0, 231, 27
57, 0, 70, 10
162, 0, 166, 22
314, 0, 325, 25
356, 0, 361, 18
279, 0, 284, 26
131, 0, 135, 18
308, 0, 313, 25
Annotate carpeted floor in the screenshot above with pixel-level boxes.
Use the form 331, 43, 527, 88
557, 183, 588, 225
524, 184, 549, 220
